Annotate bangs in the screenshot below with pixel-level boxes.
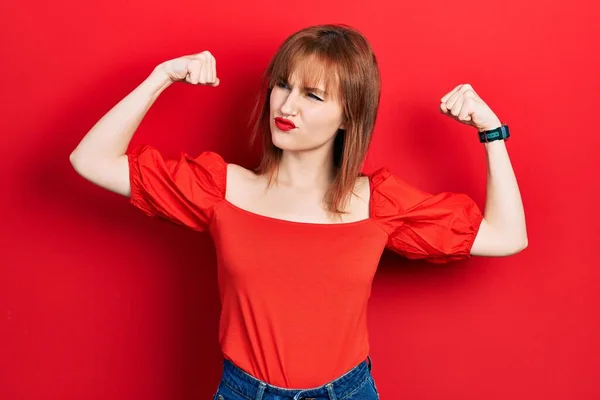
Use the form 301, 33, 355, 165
268, 52, 341, 100
251, 24, 381, 219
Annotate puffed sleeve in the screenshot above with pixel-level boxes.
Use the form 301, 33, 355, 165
126, 144, 226, 232
370, 167, 484, 263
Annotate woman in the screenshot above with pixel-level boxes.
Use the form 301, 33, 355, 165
70, 24, 527, 400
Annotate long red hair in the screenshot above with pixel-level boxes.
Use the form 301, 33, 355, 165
249, 24, 381, 220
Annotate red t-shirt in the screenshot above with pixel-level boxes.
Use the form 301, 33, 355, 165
126, 144, 484, 388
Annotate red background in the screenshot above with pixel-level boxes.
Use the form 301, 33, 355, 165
1, 0, 598, 399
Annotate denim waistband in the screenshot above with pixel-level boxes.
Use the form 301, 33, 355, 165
218, 356, 373, 400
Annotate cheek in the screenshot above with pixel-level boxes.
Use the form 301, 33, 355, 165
270, 89, 284, 110
307, 107, 343, 130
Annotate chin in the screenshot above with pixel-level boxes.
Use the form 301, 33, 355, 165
271, 129, 298, 151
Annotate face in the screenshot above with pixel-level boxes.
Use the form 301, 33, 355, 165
269, 68, 346, 153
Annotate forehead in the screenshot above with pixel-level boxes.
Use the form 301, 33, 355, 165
277, 54, 341, 97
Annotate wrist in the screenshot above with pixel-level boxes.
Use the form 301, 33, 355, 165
483, 139, 505, 149
144, 67, 173, 97
478, 124, 510, 143
478, 119, 502, 132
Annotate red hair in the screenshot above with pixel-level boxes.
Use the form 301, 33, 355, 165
249, 24, 381, 220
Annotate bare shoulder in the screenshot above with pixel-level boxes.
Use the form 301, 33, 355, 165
226, 163, 256, 182
353, 175, 371, 201
225, 163, 260, 201
346, 175, 371, 219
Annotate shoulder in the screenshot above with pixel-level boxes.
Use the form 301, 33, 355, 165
353, 175, 371, 199
226, 163, 258, 185
225, 163, 262, 202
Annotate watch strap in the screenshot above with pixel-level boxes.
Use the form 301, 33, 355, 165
479, 124, 510, 143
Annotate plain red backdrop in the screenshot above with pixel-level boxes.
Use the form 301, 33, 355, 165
1, 0, 598, 399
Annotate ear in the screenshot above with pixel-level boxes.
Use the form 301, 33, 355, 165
339, 118, 347, 130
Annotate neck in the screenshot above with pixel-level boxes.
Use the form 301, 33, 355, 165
275, 147, 336, 189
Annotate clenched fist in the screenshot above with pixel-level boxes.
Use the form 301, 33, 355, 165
156, 51, 220, 86
439, 83, 501, 132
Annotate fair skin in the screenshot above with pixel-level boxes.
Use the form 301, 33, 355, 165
227, 70, 371, 224
438, 83, 528, 256
70, 51, 526, 256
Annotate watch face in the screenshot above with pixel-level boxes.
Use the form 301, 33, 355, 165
479, 125, 509, 142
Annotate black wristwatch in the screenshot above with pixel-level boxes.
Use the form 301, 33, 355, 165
478, 124, 510, 143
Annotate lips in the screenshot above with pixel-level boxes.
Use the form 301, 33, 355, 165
274, 117, 296, 131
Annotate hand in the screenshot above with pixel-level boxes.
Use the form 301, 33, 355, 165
155, 51, 220, 86
439, 83, 501, 132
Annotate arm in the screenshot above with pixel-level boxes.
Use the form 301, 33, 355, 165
69, 68, 172, 197
471, 138, 528, 256
69, 50, 220, 197
439, 84, 528, 257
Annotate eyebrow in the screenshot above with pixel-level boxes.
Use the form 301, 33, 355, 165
279, 78, 327, 96
305, 87, 327, 95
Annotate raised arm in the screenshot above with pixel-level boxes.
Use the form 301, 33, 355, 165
470, 139, 527, 256
439, 83, 528, 257
69, 51, 219, 197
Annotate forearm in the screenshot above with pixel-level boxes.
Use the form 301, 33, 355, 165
70, 67, 172, 164
482, 139, 528, 247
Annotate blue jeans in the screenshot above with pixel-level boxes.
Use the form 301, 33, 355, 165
212, 356, 380, 400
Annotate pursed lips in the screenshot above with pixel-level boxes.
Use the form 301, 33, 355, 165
274, 117, 296, 131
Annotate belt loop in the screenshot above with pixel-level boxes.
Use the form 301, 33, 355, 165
255, 382, 266, 400
367, 355, 372, 372
325, 382, 337, 400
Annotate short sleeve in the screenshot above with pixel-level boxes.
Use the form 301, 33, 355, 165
370, 167, 484, 263
126, 144, 226, 232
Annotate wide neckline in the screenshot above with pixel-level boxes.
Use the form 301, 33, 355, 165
220, 199, 374, 228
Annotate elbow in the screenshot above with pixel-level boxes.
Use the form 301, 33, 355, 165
506, 225, 528, 255
511, 236, 528, 255
69, 151, 81, 166
70, 150, 92, 170
520, 231, 529, 251
69, 152, 79, 169
69, 151, 90, 176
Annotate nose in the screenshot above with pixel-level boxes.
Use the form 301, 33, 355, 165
280, 90, 299, 116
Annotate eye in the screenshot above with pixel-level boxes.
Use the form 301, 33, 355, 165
308, 93, 324, 102
276, 80, 290, 89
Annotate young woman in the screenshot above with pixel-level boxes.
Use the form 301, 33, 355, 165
70, 24, 527, 400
